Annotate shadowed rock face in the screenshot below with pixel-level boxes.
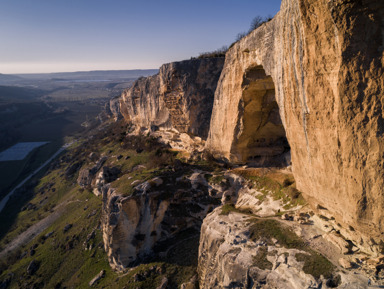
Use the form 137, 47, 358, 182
101, 172, 222, 271
206, 0, 384, 248
231, 65, 290, 166
120, 58, 224, 139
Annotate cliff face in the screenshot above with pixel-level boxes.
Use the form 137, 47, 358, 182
101, 171, 222, 271
206, 0, 384, 245
120, 58, 224, 138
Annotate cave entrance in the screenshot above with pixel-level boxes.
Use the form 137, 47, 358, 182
231, 65, 290, 167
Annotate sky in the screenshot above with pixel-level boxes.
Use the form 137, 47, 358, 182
0, 0, 282, 74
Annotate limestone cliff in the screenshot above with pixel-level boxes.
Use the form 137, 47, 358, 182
108, 97, 122, 121
101, 171, 222, 271
120, 58, 224, 138
206, 0, 384, 248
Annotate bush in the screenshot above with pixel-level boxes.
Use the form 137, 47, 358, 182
235, 32, 247, 42
249, 16, 265, 31
295, 252, 335, 279
234, 15, 274, 43
198, 46, 228, 59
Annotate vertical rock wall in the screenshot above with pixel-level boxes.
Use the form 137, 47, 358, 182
120, 58, 224, 138
206, 0, 384, 245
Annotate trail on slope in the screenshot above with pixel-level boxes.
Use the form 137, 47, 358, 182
0, 199, 80, 259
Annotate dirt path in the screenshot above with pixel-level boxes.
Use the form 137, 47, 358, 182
0, 199, 80, 259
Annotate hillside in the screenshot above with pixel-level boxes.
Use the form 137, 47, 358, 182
14, 70, 159, 81
0, 74, 23, 85
0, 0, 383, 288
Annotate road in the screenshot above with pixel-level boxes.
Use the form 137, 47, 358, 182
0, 145, 68, 213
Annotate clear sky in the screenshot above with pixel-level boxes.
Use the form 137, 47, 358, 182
0, 0, 282, 74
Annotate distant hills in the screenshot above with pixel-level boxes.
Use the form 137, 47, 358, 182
0, 74, 23, 84
0, 85, 44, 102
13, 69, 159, 81
0, 70, 159, 86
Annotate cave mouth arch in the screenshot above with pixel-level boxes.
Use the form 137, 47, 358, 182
231, 65, 290, 167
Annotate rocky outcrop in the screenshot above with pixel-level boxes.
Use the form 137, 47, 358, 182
101, 172, 222, 271
77, 157, 107, 188
77, 156, 120, 196
198, 208, 369, 289
120, 58, 225, 138
206, 0, 384, 248
107, 97, 122, 121
92, 166, 120, 196
89, 270, 105, 287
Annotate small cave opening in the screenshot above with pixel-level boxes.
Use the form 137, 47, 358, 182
231, 65, 290, 167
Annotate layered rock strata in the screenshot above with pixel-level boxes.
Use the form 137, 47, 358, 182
120, 58, 224, 138
206, 0, 384, 248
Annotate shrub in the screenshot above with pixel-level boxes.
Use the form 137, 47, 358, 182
253, 246, 273, 270
234, 15, 274, 43
295, 252, 335, 279
198, 45, 228, 59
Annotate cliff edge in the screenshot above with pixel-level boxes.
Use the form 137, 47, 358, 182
206, 0, 384, 250
120, 58, 224, 139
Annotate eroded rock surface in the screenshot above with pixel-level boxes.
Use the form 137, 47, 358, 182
101, 171, 222, 271
198, 208, 368, 289
120, 58, 224, 138
206, 0, 384, 248
107, 97, 122, 121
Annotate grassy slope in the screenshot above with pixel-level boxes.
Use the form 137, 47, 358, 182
0, 123, 199, 289
0, 100, 103, 200
1, 120, 326, 288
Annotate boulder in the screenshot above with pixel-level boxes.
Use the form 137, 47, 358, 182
26, 260, 39, 275
339, 258, 353, 269
89, 270, 105, 286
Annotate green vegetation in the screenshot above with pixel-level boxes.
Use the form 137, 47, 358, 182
220, 204, 240, 215
220, 203, 253, 216
0, 98, 104, 200
295, 252, 335, 279
205, 173, 225, 185
252, 246, 273, 270
0, 121, 205, 288
249, 218, 335, 279
249, 219, 305, 249
0, 176, 197, 288
233, 169, 306, 211
0, 141, 63, 200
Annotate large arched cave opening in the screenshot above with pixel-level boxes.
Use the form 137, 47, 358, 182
231, 65, 290, 167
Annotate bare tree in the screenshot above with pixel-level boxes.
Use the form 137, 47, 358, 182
249, 16, 264, 32
236, 32, 247, 42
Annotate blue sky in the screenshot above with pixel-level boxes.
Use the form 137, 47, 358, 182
0, 0, 282, 73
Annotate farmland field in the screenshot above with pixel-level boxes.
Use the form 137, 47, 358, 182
0, 69, 158, 202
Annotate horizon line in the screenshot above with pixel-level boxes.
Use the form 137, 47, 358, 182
3, 68, 159, 75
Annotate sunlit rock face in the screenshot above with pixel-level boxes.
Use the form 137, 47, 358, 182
120, 58, 224, 139
206, 0, 384, 250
